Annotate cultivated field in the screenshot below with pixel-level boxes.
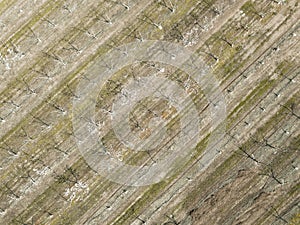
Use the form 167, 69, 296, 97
0, 0, 299, 224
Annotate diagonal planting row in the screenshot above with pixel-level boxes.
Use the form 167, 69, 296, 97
0, 0, 299, 224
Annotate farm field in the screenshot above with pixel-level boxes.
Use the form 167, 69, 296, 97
0, 0, 299, 224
